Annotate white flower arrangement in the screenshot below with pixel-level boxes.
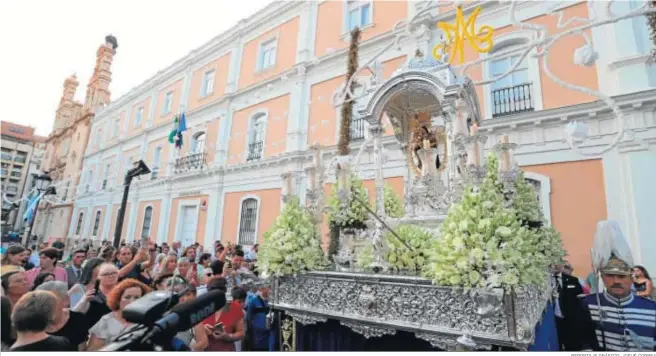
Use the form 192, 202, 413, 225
381, 184, 404, 218
385, 225, 435, 272
422, 155, 566, 291
327, 175, 370, 229
257, 197, 327, 276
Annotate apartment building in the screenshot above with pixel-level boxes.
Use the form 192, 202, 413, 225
59, 1, 655, 275
1, 121, 46, 236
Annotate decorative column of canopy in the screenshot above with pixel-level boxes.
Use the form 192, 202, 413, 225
493, 134, 521, 202
368, 123, 390, 272
281, 171, 294, 204
305, 145, 325, 225
462, 123, 488, 187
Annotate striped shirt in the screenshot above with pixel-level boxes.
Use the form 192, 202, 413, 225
583, 292, 656, 351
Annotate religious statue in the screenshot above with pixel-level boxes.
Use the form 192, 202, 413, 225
407, 116, 446, 176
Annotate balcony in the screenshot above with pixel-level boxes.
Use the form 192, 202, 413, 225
350, 117, 366, 141
10, 171, 21, 178
492, 83, 534, 118
247, 141, 263, 162
174, 152, 207, 174
13, 156, 26, 164
1, 153, 11, 162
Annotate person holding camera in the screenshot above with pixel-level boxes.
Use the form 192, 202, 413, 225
201, 280, 247, 351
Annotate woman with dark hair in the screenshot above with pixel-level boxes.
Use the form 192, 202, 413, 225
87, 278, 151, 350
633, 265, 653, 299
1, 245, 28, 267
201, 281, 246, 351
31, 272, 55, 291
68, 257, 104, 309
1, 296, 15, 350
199, 253, 212, 269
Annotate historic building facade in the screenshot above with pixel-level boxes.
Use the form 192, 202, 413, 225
35, 36, 118, 241
64, 1, 655, 276
1, 121, 46, 235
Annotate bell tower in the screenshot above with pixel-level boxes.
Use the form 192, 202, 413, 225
84, 34, 118, 109
54, 74, 79, 132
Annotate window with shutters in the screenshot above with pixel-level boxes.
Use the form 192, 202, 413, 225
345, 1, 372, 32
75, 212, 84, 235
141, 206, 153, 238
151, 147, 162, 179
201, 70, 215, 97
238, 198, 258, 245
92, 210, 101, 236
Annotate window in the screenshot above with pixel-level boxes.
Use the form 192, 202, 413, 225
151, 147, 162, 180
162, 91, 173, 115
247, 114, 266, 161
201, 70, 215, 97
92, 210, 101, 236
192, 132, 206, 154
95, 129, 102, 146
489, 45, 534, 118
102, 164, 110, 189
141, 206, 153, 238
113, 119, 120, 137
346, 1, 371, 31
257, 39, 277, 71
62, 181, 70, 202
238, 198, 258, 245
135, 107, 144, 127
75, 212, 84, 235
87, 169, 94, 191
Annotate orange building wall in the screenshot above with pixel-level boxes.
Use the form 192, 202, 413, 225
135, 200, 162, 241
188, 53, 232, 111
314, 1, 408, 58
154, 79, 184, 125
167, 195, 209, 244
239, 17, 300, 89
221, 189, 281, 245
522, 159, 607, 277
228, 94, 290, 165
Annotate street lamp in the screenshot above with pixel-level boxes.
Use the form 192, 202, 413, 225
25, 173, 56, 247
113, 160, 150, 248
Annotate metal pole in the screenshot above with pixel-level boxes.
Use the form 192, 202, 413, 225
113, 174, 133, 249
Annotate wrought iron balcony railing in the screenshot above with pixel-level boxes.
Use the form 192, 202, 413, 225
350, 117, 366, 141
492, 83, 534, 118
247, 141, 263, 162
174, 152, 207, 173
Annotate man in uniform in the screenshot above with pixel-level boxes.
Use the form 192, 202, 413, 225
582, 220, 656, 351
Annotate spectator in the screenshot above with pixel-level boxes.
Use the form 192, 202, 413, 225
65, 249, 86, 289
1, 270, 29, 306
245, 285, 273, 351
201, 284, 246, 351
152, 253, 166, 274
87, 278, 151, 350
1, 245, 28, 267
245, 244, 258, 262
199, 253, 212, 269
100, 246, 116, 263
152, 273, 174, 291
1, 296, 14, 350
23, 248, 35, 271
27, 244, 45, 268
68, 257, 104, 309
36, 281, 87, 350
214, 245, 227, 262
182, 246, 203, 281
83, 263, 120, 331
9, 291, 71, 351
157, 255, 177, 278
30, 273, 55, 291
161, 244, 170, 255
633, 265, 653, 299
116, 246, 150, 282
26, 248, 67, 286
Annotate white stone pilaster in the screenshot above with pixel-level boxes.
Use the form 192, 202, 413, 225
126, 196, 138, 242
179, 69, 193, 113
215, 106, 234, 166
203, 189, 220, 248
226, 37, 244, 94
157, 192, 172, 244
102, 202, 112, 240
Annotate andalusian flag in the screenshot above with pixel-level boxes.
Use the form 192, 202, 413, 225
168, 112, 188, 149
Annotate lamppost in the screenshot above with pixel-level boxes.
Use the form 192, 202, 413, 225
25, 173, 56, 247
113, 160, 150, 249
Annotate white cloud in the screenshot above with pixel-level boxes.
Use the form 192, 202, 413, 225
0, 0, 272, 136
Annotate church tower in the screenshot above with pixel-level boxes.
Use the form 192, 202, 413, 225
54, 74, 81, 134
84, 35, 118, 110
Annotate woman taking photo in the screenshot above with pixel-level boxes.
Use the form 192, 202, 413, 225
87, 279, 151, 351
201, 280, 246, 351
83, 263, 120, 330
68, 258, 104, 309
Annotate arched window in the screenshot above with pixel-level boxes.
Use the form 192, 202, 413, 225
75, 212, 84, 235
484, 33, 542, 119
192, 132, 206, 154
151, 147, 162, 179
141, 206, 153, 238
238, 198, 259, 245
92, 210, 101, 236
247, 114, 266, 161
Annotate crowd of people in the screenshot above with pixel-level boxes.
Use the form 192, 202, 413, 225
0, 238, 274, 351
